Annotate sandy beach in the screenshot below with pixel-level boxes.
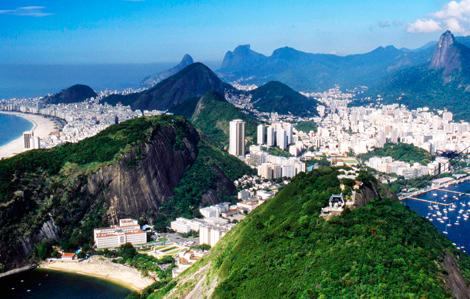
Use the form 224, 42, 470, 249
0, 111, 57, 159
39, 255, 154, 292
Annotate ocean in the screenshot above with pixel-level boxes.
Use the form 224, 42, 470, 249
402, 180, 470, 254
0, 63, 174, 99
0, 269, 133, 299
0, 62, 220, 99
0, 113, 33, 146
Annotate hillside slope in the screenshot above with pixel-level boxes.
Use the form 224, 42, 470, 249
103, 63, 233, 112
43, 84, 97, 104
191, 92, 257, 148
250, 81, 317, 116
165, 167, 470, 299
0, 115, 251, 272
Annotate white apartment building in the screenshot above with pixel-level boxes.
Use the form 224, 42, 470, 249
229, 119, 246, 157
257, 124, 266, 145
170, 217, 203, 234
199, 223, 233, 247
93, 218, 147, 249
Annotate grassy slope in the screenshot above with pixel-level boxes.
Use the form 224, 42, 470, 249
168, 167, 470, 298
359, 142, 432, 165
191, 92, 257, 148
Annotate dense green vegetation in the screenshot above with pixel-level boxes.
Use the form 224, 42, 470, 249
0, 115, 184, 203
191, 92, 258, 148
250, 81, 318, 116
359, 142, 432, 165
169, 167, 470, 298
263, 146, 292, 158
0, 115, 252, 270
295, 121, 317, 133
154, 141, 254, 230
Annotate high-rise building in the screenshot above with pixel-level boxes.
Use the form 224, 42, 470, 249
266, 126, 276, 147
277, 129, 288, 150
284, 123, 293, 144
257, 124, 266, 145
229, 119, 246, 157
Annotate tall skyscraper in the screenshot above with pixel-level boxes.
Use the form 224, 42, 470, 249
277, 129, 288, 150
229, 119, 246, 157
266, 126, 276, 147
257, 124, 266, 145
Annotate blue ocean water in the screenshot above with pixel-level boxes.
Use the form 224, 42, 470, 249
403, 181, 470, 254
0, 113, 33, 146
0, 269, 133, 299
0, 62, 220, 99
0, 63, 173, 99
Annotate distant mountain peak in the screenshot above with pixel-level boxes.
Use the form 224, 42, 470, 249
431, 30, 459, 71
180, 54, 194, 65
220, 45, 267, 71
141, 54, 194, 88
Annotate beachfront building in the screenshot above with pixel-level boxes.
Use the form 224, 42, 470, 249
93, 218, 147, 249
23, 131, 41, 150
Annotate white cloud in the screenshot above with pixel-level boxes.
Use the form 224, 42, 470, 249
408, 0, 470, 34
0, 6, 52, 17
407, 19, 442, 33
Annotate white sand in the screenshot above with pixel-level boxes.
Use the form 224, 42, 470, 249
0, 112, 57, 159
39, 256, 154, 292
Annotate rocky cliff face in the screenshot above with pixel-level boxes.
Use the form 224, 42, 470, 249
86, 124, 199, 223
431, 31, 462, 76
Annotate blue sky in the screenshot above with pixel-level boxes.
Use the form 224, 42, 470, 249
0, 0, 461, 64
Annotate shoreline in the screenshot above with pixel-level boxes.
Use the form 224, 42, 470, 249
0, 111, 58, 159
400, 175, 470, 200
39, 256, 154, 292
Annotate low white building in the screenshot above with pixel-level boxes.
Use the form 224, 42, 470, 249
93, 218, 147, 249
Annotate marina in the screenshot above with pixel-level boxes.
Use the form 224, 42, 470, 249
402, 180, 470, 254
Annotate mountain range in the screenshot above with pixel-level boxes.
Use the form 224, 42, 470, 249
217, 44, 428, 91
368, 31, 470, 120
101, 62, 317, 118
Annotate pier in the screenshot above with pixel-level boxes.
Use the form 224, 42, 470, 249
405, 197, 452, 206
436, 188, 470, 197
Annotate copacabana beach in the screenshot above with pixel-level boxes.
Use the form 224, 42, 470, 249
0, 111, 58, 159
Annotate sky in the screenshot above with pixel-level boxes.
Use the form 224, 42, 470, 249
0, 0, 468, 64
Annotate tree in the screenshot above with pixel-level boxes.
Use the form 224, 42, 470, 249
118, 243, 137, 260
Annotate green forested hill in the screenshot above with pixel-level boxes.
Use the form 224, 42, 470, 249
359, 142, 432, 165
191, 92, 258, 148
163, 167, 470, 298
0, 115, 252, 271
